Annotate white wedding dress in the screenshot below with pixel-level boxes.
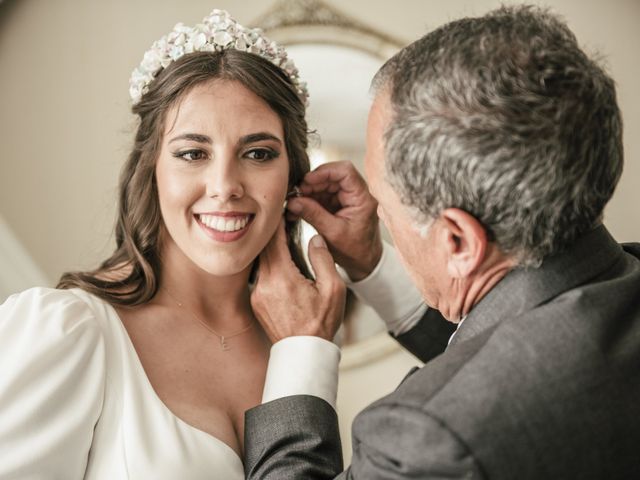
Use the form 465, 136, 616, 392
0, 287, 244, 479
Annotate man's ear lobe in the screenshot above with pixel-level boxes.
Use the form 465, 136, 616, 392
439, 208, 487, 277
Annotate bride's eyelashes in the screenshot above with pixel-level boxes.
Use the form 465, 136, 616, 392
172, 149, 207, 162
171, 147, 280, 164
243, 147, 280, 163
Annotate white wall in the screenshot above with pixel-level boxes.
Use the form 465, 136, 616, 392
0, 214, 50, 302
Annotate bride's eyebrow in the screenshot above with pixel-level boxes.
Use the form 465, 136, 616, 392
238, 132, 282, 146
167, 132, 282, 146
169, 133, 212, 145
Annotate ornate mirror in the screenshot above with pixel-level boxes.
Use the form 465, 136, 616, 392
253, 0, 406, 369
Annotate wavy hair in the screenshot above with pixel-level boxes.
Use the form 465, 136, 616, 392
58, 50, 311, 304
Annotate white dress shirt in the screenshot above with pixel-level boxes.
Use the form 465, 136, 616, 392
261, 242, 428, 409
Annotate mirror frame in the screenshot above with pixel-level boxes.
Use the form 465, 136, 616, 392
252, 0, 403, 60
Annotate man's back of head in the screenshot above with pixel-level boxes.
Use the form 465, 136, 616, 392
373, 5, 623, 267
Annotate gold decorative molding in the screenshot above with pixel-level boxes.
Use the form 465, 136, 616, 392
252, 0, 403, 58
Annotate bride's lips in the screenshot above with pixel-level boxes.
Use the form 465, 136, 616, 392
195, 212, 255, 243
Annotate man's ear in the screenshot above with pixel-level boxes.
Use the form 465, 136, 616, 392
438, 208, 487, 278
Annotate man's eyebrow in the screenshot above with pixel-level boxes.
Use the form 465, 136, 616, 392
238, 132, 282, 146
168, 133, 212, 144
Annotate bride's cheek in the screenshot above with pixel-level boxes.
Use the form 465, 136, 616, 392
259, 194, 283, 231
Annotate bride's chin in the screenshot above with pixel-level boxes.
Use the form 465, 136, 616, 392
197, 258, 256, 278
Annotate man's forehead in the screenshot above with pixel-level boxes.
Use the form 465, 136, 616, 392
364, 93, 392, 196
370, 89, 392, 121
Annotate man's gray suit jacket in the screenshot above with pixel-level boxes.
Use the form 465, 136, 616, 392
244, 225, 640, 479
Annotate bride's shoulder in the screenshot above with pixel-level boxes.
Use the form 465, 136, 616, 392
2, 285, 105, 310
0, 286, 108, 343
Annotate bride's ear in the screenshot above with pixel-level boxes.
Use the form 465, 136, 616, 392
285, 217, 313, 280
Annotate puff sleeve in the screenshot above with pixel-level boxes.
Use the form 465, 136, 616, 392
0, 287, 106, 479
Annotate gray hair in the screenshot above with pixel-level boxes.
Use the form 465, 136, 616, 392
373, 5, 623, 266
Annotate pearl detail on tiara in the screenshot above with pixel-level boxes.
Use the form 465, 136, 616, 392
129, 9, 308, 106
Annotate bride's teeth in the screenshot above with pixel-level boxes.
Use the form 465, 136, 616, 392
199, 214, 250, 232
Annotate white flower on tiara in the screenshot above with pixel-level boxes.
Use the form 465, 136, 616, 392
128, 9, 309, 106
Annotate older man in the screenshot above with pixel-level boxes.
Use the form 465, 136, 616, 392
245, 5, 640, 479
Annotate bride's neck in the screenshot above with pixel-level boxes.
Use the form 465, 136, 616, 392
155, 245, 253, 330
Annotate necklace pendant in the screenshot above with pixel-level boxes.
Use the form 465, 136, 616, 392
220, 336, 230, 351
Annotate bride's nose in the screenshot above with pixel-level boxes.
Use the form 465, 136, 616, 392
205, 156, 245, 201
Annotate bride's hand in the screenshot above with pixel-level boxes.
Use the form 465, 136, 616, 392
251, 219, 346, 343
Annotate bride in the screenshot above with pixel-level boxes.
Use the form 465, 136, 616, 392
0, 9, 317, 479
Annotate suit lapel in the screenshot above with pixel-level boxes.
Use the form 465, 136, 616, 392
449, 225, 624, 347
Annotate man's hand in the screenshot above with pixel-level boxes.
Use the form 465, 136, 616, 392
287, 160, 383, 281
251, 219, 346, 343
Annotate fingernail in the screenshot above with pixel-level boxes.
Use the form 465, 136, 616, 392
287, 199, 303, 214
311, 235, 327, 249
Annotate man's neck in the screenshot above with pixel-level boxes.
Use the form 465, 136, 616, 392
448, 247, 515, 321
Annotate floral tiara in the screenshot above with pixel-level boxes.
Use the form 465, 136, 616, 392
129, 9, 308, 105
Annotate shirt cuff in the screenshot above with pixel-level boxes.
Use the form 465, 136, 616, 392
338, 241, 428, 336
262, 336, 341, 410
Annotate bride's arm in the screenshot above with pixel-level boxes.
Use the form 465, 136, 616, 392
0, 287, 106, 479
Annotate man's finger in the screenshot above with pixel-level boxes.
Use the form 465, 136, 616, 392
307, 235, 343, 295
285, 210, 300, 222
287, 197, 344, 237
302, 161, 366, 194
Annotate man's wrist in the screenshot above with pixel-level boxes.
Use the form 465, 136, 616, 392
341, 238, 384, 282
340, 242, 427, 336
261, 336, 341, 410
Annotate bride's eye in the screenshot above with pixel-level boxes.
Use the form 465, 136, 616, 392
173, 149, 207, 162
245, 148, 279, 162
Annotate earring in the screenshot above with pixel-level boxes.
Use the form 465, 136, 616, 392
283, 186, 302, 211
287, 186, 303, 198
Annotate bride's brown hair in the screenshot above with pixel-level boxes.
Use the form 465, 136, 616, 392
58, 50, 311, 305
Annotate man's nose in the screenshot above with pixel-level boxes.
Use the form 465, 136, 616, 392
206, 156, 245, 201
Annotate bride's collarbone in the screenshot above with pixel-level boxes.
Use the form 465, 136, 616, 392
117, 302, 269, 359
118, 304, 270, 394
115, 304, 269, 456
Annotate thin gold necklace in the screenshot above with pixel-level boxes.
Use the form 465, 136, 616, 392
162, 287, 253, 351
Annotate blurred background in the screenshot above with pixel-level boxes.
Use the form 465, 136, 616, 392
1, 0, 638, 462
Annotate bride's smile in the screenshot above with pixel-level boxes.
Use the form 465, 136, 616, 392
195, 211, 255, 242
